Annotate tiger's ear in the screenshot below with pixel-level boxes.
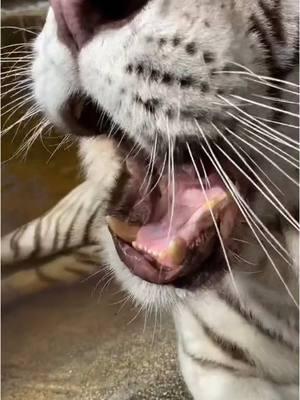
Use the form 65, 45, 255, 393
283, 227, 299, 278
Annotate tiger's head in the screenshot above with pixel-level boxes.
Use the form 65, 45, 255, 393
32, 0, 299, 308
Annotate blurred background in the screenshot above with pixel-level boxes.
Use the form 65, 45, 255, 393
1, 2, 190, 399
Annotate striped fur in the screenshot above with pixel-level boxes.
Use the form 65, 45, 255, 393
2, 181, 107, 305
2, 139, 122, 304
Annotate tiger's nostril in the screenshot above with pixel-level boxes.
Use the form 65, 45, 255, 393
50, 0, 148, 52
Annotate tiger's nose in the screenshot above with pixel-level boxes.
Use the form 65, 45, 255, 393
50, 0, 148, 52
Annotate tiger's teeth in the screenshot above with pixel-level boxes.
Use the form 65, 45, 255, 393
204, 194, 228, 212
159, 238, 187, 266
106, 216, 140, 243
199, 194, 230, 222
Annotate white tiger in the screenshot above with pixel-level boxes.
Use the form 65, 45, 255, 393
2, 0, 299, 399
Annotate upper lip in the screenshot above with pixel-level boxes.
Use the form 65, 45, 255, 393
62, 93, 122, 138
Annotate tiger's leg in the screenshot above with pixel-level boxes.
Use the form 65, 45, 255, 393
1, 181, 106, 267
2, 244, 104, 305
1, 181, 109, 305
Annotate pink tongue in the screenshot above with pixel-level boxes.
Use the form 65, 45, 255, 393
135, 169, 228, 263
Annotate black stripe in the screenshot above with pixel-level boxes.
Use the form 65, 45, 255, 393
180, 339, 242, 374
53, 190, 86, 252
52, 215, 63, 252
74, 254, 101, 267
259, 0, 285, 43
29, 219, 42, 258
9, 224, 27, 259
83, 206, 100, 244
77, 245, 103, 257
181, 335, 296, 385
218, 291, 296, 351
200, 319, 256, 367
249, 14, 281, 77
64, 266, 90, 278
62, 204, 84, 248
35, 267, 62, 284
249, 10, 298, 80
248, 12, 296, 126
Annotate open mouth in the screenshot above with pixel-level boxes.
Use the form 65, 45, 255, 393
66, 94, 245, 286
106, 161, 241, 286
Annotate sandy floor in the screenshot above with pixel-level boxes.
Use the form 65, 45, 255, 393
2, 281, 191, 400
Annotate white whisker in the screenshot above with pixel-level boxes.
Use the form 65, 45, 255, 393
219, 95, 299, 146
2, 104, 40, 136
195, 121, 293, 263
234, 119, 299, 163
239, 127, 299, 168
245, 76, 299, 96
195, 123, 298, 307
1, 25, 40, 36
231, 94, 299, 118
215, 62, 300, 89
168, 139, 176, 239
135, 154, 167, 207
224, 125, 299, 185
236, 145, 284, 195
214, 136, 299, 230
252, 93, 299, 105
226, 111, 299, 151
255, 116, 299, 129
229, 250, 258, 266
186, 142, 241, 299
140, 131, 157, 192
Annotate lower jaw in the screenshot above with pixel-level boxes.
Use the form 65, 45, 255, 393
172, 247, 226, 290
111, 230, 227, 289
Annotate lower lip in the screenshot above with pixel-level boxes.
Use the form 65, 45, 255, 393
111, 233, 183, 284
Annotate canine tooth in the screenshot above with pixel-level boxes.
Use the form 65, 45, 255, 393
132, 241, 140, 250
204, 194, 227, 211
106, 216, 140, 243
164, 238, 187, 266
